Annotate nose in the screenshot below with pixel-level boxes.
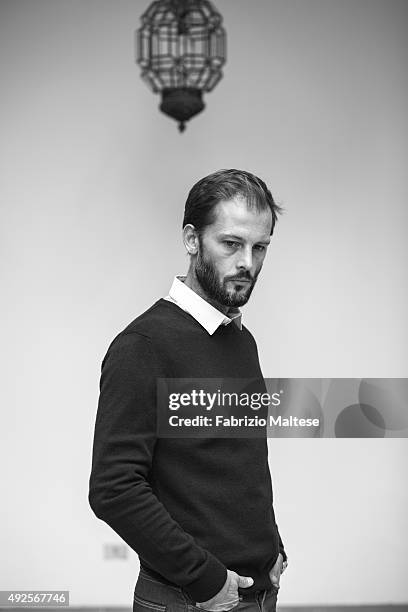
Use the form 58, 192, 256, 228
236, 247, 253, 271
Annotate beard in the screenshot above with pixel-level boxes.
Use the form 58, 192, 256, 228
195, 243, 259, 308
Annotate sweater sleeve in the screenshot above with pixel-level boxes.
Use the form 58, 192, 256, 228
88, 331, 227, 602
276, 524, 287, 563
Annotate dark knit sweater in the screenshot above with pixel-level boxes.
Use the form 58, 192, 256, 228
89, 299, 286, 602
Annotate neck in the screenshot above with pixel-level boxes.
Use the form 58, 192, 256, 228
183, 268, 230, 315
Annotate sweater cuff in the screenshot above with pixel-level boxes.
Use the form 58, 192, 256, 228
183, 555, 228, 603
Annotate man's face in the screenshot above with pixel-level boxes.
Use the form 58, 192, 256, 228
194, 197, 272, 308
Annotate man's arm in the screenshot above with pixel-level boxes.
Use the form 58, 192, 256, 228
268, 524, 288, 588
88, 331, 227, 602
276, 525, 287, 563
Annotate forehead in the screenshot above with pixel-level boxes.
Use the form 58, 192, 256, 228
208, 197, 272, 238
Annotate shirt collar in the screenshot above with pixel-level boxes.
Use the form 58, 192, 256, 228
164, 275, 242, 336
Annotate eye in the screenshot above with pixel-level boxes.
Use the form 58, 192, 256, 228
224, 240, 240, 248
254, 245, 266, 252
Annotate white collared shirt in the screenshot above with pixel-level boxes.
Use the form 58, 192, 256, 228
164, 275, 242, 336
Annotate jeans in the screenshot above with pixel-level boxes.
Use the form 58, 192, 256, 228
133, 566, 279, 612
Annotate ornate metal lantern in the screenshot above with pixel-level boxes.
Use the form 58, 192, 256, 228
136, 0, 226, 132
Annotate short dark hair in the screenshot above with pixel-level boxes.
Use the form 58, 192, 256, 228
182, 169, 283, 235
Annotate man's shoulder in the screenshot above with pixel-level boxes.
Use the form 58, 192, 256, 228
115, 298, 187, 339
121, 299, 169, 336
241, 322, 257, 345
108, 298, 196, 347
101, 299, 179, 362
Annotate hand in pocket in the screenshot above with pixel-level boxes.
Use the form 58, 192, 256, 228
195, 570, 253, 612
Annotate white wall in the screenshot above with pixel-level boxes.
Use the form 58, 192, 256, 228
1, 0, 407, 606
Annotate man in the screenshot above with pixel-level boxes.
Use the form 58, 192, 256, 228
89, 169, 287, 612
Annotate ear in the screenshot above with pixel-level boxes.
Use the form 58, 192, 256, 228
182, 224, 199, 255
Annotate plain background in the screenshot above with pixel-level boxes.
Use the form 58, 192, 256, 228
1, 0, 407, 607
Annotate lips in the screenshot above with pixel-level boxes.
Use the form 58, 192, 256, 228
229, 278, 251, 282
